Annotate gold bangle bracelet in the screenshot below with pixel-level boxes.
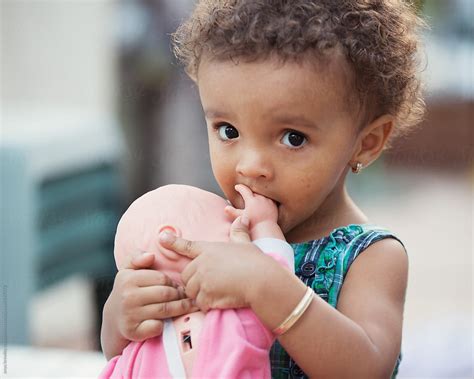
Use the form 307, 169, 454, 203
272, 286, 314, 336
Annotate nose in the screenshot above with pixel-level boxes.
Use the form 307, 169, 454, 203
236, 149, 273, 180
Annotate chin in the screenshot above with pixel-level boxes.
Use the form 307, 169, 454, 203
278, 206, 305, 238
277, 208, 291, 234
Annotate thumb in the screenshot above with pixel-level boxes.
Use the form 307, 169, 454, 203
120, 251, 155, 270
224, 205, 243, 221
230, 216, 251, 243
158, 231, 201, 259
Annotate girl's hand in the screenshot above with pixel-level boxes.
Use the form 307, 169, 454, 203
225, 184, 278, 225
158, 216, 269, 313
101, 251, 199, 360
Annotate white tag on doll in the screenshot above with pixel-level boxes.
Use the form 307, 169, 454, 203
163, 318, 187, 378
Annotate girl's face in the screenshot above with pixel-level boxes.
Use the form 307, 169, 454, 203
197, 56, 360, 242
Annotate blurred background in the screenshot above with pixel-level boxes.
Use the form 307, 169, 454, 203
0, 0, 472, 377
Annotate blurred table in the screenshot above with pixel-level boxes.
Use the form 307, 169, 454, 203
2, 345, 106, 377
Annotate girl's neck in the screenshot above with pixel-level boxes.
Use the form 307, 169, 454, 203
285, 182, 368, 244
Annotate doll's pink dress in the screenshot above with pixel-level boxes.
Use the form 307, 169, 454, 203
100, 246, 292, 378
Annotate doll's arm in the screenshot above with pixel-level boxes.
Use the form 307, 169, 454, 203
225, 184, 285, 241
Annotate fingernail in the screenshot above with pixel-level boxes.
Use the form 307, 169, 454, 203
159, 231, 175, 243
241, 215, 249, 227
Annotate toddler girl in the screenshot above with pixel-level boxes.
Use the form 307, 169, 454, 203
101, 0, 426, 377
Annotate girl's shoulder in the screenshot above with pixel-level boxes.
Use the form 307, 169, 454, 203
290, 223, 405, 307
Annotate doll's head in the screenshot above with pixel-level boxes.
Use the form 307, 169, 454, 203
114, 185, 232, 285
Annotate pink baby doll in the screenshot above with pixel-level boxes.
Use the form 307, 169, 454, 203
99, 184, 294, 378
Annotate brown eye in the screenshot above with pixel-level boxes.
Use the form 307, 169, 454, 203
282, 131, 307, 148
217, 124, 239, 140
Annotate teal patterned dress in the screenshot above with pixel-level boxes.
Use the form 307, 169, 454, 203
269, 224, 405, 379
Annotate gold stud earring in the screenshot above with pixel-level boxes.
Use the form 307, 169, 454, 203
351, 162, 363, 174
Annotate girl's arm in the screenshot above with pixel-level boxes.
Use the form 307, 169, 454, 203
101, 291, 131, 360
248, 237, 408, 378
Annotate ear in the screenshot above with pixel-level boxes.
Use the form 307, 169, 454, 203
156, 225, 182, 261
158, 225, 182, 238
349, 114, 394, 171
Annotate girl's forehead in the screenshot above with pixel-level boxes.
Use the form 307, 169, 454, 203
197, 53, 356, 125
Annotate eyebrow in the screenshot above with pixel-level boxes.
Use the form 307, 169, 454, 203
204, 109, 319, 130
204, 109, 231, 119
270, 114, 319, 130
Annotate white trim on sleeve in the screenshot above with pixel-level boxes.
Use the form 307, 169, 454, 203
253, 238, 295, 274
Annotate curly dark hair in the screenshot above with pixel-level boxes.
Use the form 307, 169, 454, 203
172, 0, 428, 143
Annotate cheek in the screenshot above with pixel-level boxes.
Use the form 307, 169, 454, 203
211, 158, 231, 185
209, 148, 237, 198
277, 169, 329, 225
287, 165, 325, 197
288, 177, 322, 210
